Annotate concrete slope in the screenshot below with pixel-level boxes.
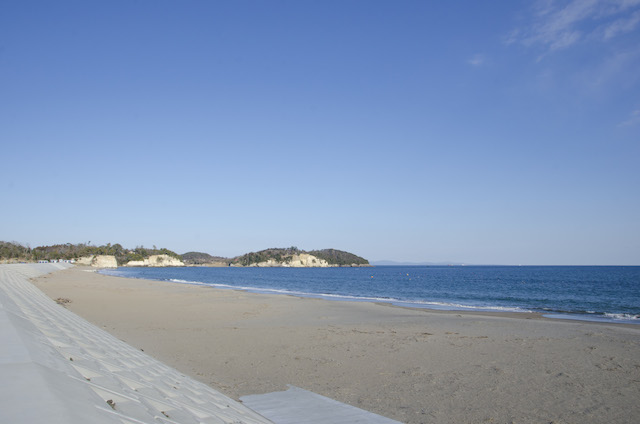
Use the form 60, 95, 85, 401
0, 263, 272, 424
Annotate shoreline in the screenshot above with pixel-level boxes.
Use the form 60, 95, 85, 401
98, 266, 640, 327
32, 266, 640, 423
103, 267, 569, 325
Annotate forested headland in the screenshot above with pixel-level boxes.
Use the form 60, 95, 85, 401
1, 242, 370, 267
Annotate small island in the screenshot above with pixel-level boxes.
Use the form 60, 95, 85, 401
227, 246, 370, 267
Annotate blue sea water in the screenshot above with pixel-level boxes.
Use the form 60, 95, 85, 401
100, 266, 640, 324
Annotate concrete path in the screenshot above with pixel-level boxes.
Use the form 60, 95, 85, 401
241, 385, 403, 424
0, 263, 273, 424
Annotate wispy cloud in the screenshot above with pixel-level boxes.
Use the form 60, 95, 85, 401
467, 54, 485, 67
508, 1, 640, 130
601, 9, 640, 39
508, 0, 640, 53
574, 45, 640, 92
619, 108, 640, 126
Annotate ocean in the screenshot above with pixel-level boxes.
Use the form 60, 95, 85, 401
100, 265, 640, 324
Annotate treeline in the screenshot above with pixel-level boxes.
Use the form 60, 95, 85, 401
0, 241, 31, 261
233, 246, 302, 266
308, 249, 369, 266
0, 241, 180, 265
181, 251, 229, 265
1, 241, 370, 267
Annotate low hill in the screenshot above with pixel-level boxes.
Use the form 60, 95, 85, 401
232, 247, 301, 266
0, 241, 31, 262
181, 251, 229, 265
232, 247, 369, 267
1, 241, 370, 268
308, 249, 369, 266
0, 241, 181, 266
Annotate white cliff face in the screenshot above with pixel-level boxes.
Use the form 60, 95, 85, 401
250, 254, 333, 268
288, 253, 331, 267
249, 259, 280, 267
75, 256, 94, 266
125, 254, 185, 267
75, 255, 118, 268
148, 254, 184, 267
92, 255, 118, 268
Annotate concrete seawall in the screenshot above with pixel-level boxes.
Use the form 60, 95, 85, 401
0, 263, 272, 424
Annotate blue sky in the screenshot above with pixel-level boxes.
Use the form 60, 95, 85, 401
1, 0, 639, 265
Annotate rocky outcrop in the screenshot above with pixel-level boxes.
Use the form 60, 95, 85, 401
75, 256, 93, 266
287, 253, 331, 267
76, 255, 118, 268
125, 254, 184, 267
94, 255, 118, 268
246, 254, 332, 268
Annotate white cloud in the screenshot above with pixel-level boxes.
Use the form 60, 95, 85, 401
601, 10, 640, 39
468, 54, 485, 67
511, 0, 640, 53
619, 108, 640, 126
573, 45, 640, 92
524, 0, 599, 50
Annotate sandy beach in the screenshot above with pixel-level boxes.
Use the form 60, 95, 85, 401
32, 266, 640, 424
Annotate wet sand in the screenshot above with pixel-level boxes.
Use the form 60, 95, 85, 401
32, 266, 640, 423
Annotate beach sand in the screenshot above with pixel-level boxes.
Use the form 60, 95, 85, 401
32, 267, 640, 424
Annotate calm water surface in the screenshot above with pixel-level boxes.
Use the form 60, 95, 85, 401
101, 266, 640, 324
